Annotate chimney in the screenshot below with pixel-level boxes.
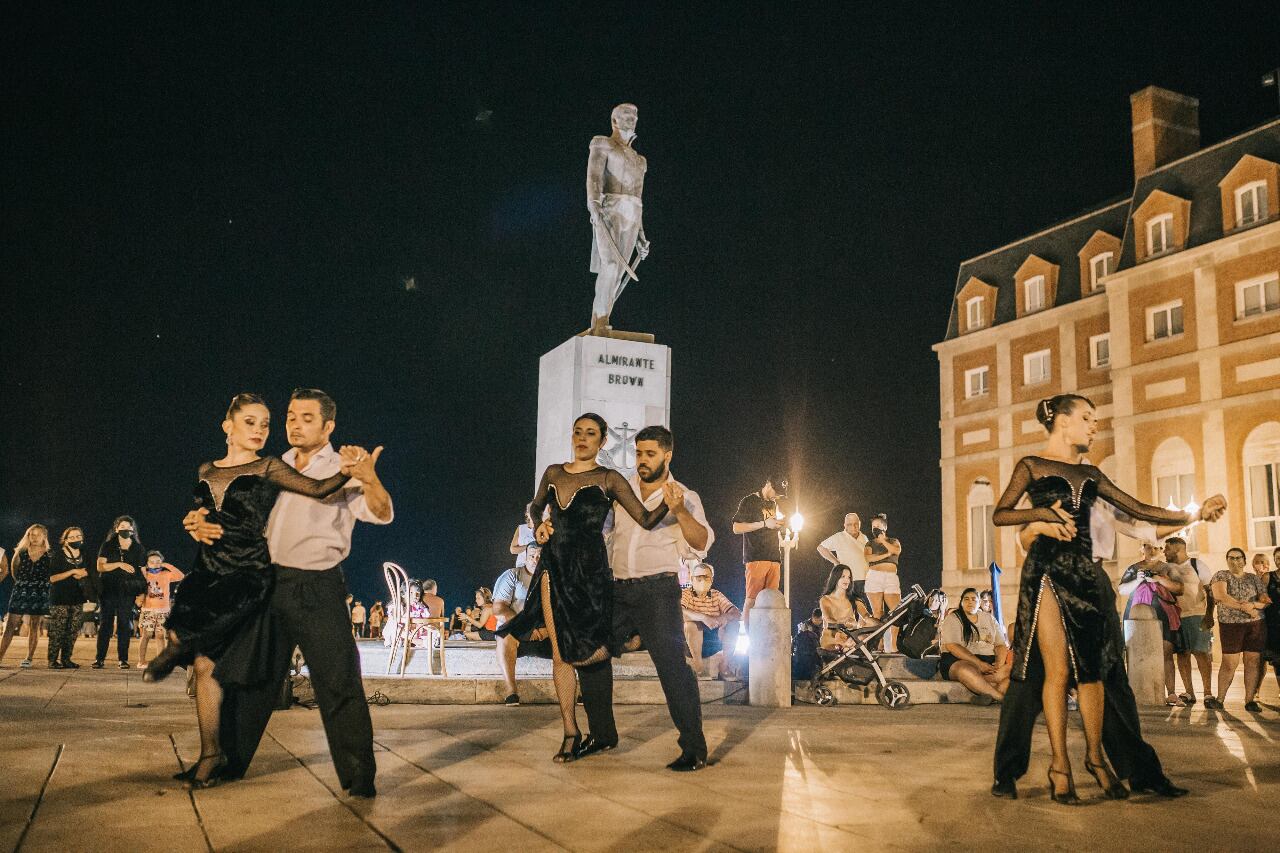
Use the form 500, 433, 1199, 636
1130, 86, 1200, 179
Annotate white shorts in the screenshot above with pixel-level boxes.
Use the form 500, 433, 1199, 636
864, 569, 901, 595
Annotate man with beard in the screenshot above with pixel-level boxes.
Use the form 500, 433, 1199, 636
574, 424, 714, 771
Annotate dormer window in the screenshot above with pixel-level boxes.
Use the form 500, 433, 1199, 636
1236, 181, 1268, 227
965, 296, 985, 331
1147, 214, 1173, 256
1024, 275, 1046, 313
1089, 253, 1114, 289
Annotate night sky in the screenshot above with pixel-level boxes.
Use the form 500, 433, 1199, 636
3, 5, 1278, 616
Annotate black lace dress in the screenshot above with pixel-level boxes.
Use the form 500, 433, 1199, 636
496, 464, 668, 664
994, 456, 1189, 684
166, 457, 348, 685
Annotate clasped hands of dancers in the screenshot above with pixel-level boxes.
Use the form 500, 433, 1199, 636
990, 393, 1227, 804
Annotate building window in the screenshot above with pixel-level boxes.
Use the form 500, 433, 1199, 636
1152, 436, 1198, 552
1236, 273, 1280, 319
1235, 180, 1269, 227
1146, 300, 1184, 341
1146, 213, 1173, 256
1244, 421, 1280, 549
1023, 349, 1051, 385
965, 295, 985, 331
968, 480, 996, 570
1089, 253, 1114, 290
1089, 333, 1111, 369
1024, 275, 1046, 313
965, 366, 989, 399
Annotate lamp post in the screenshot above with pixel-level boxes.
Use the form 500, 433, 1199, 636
778, 511, 805, 607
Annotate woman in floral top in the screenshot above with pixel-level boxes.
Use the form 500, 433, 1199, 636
1208, 547, 1269, 712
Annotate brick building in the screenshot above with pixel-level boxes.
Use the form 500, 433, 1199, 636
934, 86, 1280, 604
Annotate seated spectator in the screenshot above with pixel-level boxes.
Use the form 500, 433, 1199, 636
818, 564, 860, 650
458, 588, 497, 641
979, 589, 994, 615
403, 581, 435, 649
938, 587, 1009, 703
796, 607, 823, 637
421, 579, 446, 619
1118, 543, 1185, 705
1208, 548, 1269, 712
681, 563, 742, 678
492, 544, 551, 705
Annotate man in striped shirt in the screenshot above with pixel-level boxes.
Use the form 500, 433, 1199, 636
681, 563, 741, 679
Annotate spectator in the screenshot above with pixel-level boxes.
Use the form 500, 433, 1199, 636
1162, 536, 1215, 705
979, 590, 994, 615
509, 506, 536, 569
680, 563, 741, 678
421, 579, 445, 619
864, 513, 903, 652
404, 581, 434, 648
351, 600, 367, 638
46, 527, 90, 669
938, 587, 1009, 703
818, 564, 860, 651
731, 474, 787, 629
817, 513, 871, 619
368, 601, 384, 640
1207, 547, 1268, 712
81, 601, 98, 637
1262, 548, 1280, 697
138, 551, 184, 666
1118, 543, 1185, 706
459, 588, 496, 641
94, 516, 146, 669
796, 607, 824, 637
0, 524, 52, 668
493, 544, 550, 705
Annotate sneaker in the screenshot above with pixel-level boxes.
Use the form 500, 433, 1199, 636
118, 661, 131, 669
1066, 695, 1079, 712
20, 659, 33, 668
1244, 701, 1262, 713
91, 660, 105, 669
1203, 697, 1224, 710
503, 693, 520, 706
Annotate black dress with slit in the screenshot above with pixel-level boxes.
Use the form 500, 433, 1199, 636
993, 456, 1189, 684
166, 457, 348, 685
496, 464, 668, 665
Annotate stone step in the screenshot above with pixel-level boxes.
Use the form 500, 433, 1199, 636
351, 675, 747, 706
356, 639, 664, 678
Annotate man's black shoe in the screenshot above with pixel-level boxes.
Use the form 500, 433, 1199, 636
990, 779, 1017, 799
91, 660, 104, 669
666, 753, 706, 772
49, 661, 64, 669
574, 735, 618, 759
503, 693, 520, 706
119, 661, 131, 669
62, 660, 80, 669
346, 783, 377, 799
1131, 778, 1189, 798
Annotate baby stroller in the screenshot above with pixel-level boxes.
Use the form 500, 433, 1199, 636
812, 584, 927, 710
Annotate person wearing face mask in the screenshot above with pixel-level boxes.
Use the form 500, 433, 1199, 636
1, 524, 52, 668
864, 513, 903, 652
682, 563, 741, 678
93, 515, 146, 669
46, 527, 90, 668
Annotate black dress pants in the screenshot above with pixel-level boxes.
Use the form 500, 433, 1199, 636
579, 573, 707, 759
95, 595, 134, 663
220, 565, 375, 789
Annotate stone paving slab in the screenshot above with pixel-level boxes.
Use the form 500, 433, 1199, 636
1, 652, 1278, 852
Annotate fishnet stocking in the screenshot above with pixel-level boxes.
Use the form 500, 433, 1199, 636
539, 571, 580, 736
191, 654, 224, 781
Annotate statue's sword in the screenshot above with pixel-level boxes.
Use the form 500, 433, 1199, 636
595, 218, 641, 282
612, 246, 643, 304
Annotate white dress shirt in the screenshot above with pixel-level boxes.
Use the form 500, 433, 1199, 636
1090, 498, 1157, 561
819, 530, 870, 580
604, 474, 713, 580
265, 444, 393, 570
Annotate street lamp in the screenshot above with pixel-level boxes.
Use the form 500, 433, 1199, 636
778, 510, 805, 607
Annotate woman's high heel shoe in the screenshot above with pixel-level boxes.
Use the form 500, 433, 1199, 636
182, 753, 227, 790
1047, 768, 1080, 805
143, 644, 183, 683
553, 733, 582, 764
1085, 758, 1130, 800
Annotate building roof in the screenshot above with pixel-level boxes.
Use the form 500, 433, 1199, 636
943, 119, 1280, 341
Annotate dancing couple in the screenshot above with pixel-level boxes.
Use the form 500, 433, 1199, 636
990, 393, 1225, 803
497, 415, 713, 770
147, 389, 392, 795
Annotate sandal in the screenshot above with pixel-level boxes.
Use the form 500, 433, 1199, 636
1085, 758, 1130, 800
1046, 767, 1080, 805
1165, 694, 1186, 707
182, 753, 227, 790
552, 733, 581, 764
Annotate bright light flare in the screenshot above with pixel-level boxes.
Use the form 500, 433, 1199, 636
735, 632, 750, 654
790, 512, 805, 533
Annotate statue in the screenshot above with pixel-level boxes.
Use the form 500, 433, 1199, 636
586, 103, 649, 336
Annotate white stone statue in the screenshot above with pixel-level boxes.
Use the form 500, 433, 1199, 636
586, 103, 649, 335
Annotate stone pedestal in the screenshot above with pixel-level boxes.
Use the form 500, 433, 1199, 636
748, 588, 792, 708
1123, 604, 1165, 706
536, 332, 671, 483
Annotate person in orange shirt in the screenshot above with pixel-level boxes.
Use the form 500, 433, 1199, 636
138, 550, 184, 666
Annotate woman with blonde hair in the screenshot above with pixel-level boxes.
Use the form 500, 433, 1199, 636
1, 524, 52, 667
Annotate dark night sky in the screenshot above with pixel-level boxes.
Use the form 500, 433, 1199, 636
3, 5, 1278, 615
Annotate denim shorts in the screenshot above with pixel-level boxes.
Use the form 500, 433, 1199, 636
1177, 614, 1213, 654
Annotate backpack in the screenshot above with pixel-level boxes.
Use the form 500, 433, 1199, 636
897, 597, 939, 659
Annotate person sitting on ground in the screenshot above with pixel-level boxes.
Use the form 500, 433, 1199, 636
979, 589, 994, 615
459, 588, 496, 641
938, 587, 1009, 703
1208, 547, 1269, 712
1118, 542, 1185, 706
796, 607, 824, 638
680, 562, 742, 678
818, 564, 861, 651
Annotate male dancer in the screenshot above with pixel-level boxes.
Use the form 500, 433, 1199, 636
575, 425, 713, 770
184, 388, 392, 797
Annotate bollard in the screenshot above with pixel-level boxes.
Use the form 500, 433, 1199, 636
1123, 603, 1165, 706
748, 588, 792, 708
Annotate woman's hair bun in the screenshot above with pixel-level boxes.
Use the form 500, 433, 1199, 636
1036, 398, 1056, 430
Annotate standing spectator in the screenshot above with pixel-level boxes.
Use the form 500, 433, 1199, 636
351, 600, 367, 638
1162, 536, 1215, 705
81, 600, 98, 637
0, 525, 52, 668
137, 551, 184, 666
94, 516, 146, 669
492, 544, 547, 705
681, 563, 741, 678
1261, 548, 1280, 697
1118, 543, 1185, 706
864, 513, 903, 652
368, 601, 384, 641
421, 579, 445, 619
938, 588, 1010, 702
509, 507, 536, 571
47, 527, 90, 668
1207, 547, 1268, 712
459, 588, 496, 640
817, 513, 871, 619
731, 474, 787, 629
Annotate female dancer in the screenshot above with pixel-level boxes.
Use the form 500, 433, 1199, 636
992, 394, 1219, 803
497, 413, 669, 762
0, 524, 51, 667
818, 564, 859, 650
144, 393, 357, 787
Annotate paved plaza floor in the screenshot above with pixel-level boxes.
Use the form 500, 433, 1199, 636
1, 647, 1278, 852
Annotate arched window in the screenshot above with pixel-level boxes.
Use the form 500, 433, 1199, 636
1243, 421, 1280, 548
1152, 436, 1198, 552
968, 479, 997, 570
